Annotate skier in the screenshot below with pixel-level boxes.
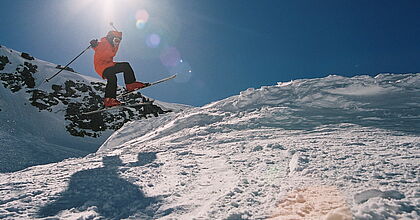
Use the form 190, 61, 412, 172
90, 31, 149, 107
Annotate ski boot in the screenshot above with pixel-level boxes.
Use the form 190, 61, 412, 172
104, 98, 122, 107
126, 81, 151, 92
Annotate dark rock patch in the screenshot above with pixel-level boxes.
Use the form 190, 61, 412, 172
56, 64, 75, 72
21, 52, 34, 60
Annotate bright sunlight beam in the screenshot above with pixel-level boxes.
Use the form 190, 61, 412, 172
103, 0, 115, 25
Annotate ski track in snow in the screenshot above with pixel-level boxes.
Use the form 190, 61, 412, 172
0, 73, 419, 219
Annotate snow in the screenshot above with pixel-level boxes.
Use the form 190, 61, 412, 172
1, 67, 419, 219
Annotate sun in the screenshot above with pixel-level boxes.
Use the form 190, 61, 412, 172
102, 0, 116, 24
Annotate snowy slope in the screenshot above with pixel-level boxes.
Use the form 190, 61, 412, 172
0, 45, 187, 172
0, 73, 419, 219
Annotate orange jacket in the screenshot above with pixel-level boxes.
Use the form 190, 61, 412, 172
93, 32, 122, 77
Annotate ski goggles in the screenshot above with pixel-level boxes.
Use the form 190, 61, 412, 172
113, 37, 121, 44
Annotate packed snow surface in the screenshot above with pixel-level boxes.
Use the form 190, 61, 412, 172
1, 73, 419, 219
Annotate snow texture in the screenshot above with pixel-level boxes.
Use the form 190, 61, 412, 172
0, 46, 419, 219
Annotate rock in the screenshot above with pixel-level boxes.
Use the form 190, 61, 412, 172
21, 52, 34, 60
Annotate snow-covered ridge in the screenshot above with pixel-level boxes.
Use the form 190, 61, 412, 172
94, 73, 418, 219
0, 45, 188, 172
101, 73, 420, 152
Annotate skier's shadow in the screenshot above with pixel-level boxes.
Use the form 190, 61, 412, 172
128, 152, 158, 167
38, 154, 161, 219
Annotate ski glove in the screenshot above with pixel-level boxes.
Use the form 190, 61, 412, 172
90, 39, 99, 48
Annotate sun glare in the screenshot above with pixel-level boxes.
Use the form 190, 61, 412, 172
103, 0, 115, 25
65, 0, 193, 83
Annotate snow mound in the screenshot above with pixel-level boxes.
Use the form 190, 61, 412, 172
1, 73, 419, 219
101, 73, 420, 152
95, 73, 419, 219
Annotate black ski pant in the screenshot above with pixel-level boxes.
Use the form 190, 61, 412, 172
103, 62, 136, 98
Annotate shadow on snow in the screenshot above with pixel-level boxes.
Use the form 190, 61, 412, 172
38, 152, 171, 219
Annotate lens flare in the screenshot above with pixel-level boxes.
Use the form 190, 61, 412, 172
146, 34, 161, 48
135, 9, 149, 29
170, 60, 192, 83
136, 20, 147, 29
135, 9, 149, 22
160, 47, 181, 67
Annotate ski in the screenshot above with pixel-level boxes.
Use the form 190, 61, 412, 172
82, 102, 153, 115
117, 74, 176, 98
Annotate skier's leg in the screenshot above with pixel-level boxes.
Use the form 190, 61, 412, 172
103, 67, 118, 98
114, 62, 136, 84
114, 62, 150, 91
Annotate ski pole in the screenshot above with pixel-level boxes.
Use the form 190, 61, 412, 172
110, 22, 119, 31
42, 45, 91, 84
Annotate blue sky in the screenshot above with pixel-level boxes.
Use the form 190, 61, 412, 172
1, 0, 419, 106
